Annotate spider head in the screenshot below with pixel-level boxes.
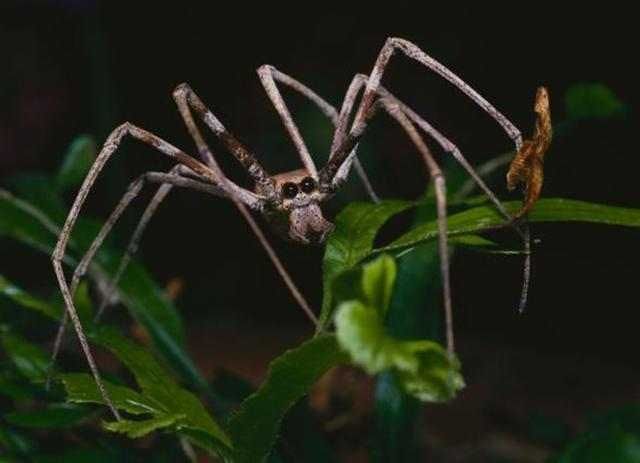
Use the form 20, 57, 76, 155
257, 169, 333, 245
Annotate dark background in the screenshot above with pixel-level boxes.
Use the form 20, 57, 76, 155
1, 1, 638, 460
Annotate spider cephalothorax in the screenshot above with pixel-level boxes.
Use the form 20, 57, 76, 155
257, 169, 333, 244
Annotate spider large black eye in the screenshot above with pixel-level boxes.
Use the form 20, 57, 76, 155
300, 177, 316, 194
281, 182, 298, 199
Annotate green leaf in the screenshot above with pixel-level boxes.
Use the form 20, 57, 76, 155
373, 372, 420, 463
103, 414, 185, 438
4, 403, 95, 429
60, 373, 157, 415
0, 329, 50, 382
61, 328, 232, 457
227, 335, 348, 463
0, 188, 60, 259
319, 200, 412, 330
380, 198, 640, 254
0, 275, 62, 320
335, 300, 463, 402
55, 135, 97, 192
6, 173, 68, 223
336, 301, 410, 374
333, 256, 463, 403
396, 341, 464, 402
565, 83, 627, 120
361, 254, 396, 317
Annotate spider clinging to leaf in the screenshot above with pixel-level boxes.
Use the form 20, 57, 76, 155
49, 37, 551, 420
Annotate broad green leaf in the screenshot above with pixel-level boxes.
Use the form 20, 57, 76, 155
335, 300, 463, 402
0, 329, 50, 382
227, 335, 348, 463
55, 135, 98, 192
319, 200, 412, 330
565, 83, 626, 120
4, 403, 95, 429
60, 373, 156, 415
61, 330, 232, 457
380, 198, 640, 253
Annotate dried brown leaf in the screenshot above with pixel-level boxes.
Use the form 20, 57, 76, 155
507, 87, 552, 218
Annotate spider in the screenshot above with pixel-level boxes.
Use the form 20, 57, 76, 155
50, 37, 544, 420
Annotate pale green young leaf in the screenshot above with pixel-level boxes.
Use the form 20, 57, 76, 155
361, 254, 396, 317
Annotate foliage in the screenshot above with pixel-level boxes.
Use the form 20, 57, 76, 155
334, 255, 464, 401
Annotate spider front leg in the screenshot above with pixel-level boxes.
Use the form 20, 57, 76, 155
257, 64, 380, 202
323, 37, 533, 313
51, 123, 259, 420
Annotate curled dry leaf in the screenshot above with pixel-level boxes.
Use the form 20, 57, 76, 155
507, 87, 552, 218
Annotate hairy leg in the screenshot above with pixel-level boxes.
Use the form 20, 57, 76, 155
257, 65, 379, 202
51, 123, 258, 420
322, 38, 531, 314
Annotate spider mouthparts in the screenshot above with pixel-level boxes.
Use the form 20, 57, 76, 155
289, 203, 334, 245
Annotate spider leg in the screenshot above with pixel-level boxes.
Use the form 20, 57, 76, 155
377, 98, 455, 354
321, 37, 532, 313
93, 164, 195, 323
338, 97, 455, 354
257, 65, 319, 179
322, 37, 523, 182
172, 83, 318, 324
363, 37, 522, 149
51, 123, 264, 420
256, 65, 379, 202
48, 166, 217, 374
172, 83, 276, 198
